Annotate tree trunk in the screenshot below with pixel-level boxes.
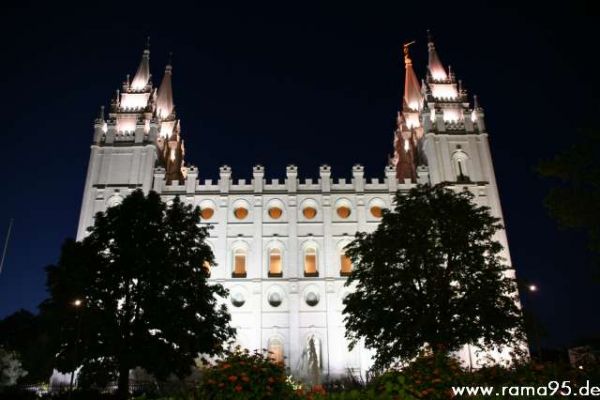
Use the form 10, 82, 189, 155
116, 364, 130, 400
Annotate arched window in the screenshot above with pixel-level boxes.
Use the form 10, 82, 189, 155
268, 337, 284, 364
304, 246, 318, 277
268, 248, 283, 277
453, 151, 471, 183
233, 248, 247, 278
340, 252, 352, 276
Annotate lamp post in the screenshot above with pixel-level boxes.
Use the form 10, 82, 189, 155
69, 298, 83, 398
527, 284, 542, 361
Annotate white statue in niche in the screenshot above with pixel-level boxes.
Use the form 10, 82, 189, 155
297, 334, 321, 385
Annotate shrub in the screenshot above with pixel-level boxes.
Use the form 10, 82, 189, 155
200, 348, 300, 400
368, 353, 462, 399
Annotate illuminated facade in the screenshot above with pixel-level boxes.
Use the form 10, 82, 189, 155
74, 35, 516, 381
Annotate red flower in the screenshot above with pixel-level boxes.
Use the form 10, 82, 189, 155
234, 385, 243, 392
228, 375, 238, 382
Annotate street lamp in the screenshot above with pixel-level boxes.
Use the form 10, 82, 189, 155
69, 298, 84, 398
526, 284, 542, 361
528, 284, 538, 293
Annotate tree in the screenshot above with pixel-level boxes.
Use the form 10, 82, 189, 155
0, 309, 55, 384
342, 184, 524, 370
537, 129, 600, 280
40, 190, 233, 398
0, 347, 27, 387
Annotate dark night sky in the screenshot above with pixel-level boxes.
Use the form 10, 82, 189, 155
0, 2, 598, 348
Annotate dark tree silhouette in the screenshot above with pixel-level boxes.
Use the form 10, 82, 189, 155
40, 190, 233, 398
0, 309, 54, 384
538, 130, 600, 280
342, 184, 524, 369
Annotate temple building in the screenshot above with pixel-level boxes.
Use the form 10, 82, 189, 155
74, 34, 516, 381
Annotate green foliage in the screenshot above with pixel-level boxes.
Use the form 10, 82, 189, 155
39, 190, 234, 395
368, 354, 464, 399
538, 129, 600, 279
343, 184, 524, 369
200, 348, 300, 399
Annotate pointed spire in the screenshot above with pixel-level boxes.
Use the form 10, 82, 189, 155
427, 30, 447, 81
473, 94, 480, 109
156, 55, 174, 119
403, 41, 422, 111
131, 37, 151, 91
96, 105, 105, 122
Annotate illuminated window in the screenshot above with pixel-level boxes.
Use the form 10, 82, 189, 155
337, 206, 351, 219
233, 248, 247, 278
268, 207, 283, 219
303, 207, 317, 219
370, 206, 382, 218
340, 253, 352, 276
200, 207, 214, 220
202, 260, 211, 277
304, 247, 318, 277
368, 198, 386, 219
268, 337, 284, 364
268, 248, 283, 277
234, 207, 248, 220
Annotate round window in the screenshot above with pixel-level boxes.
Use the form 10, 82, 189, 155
200, 207, 214, 220
370, 206, 383, 218
268, 292, 282, 307
231, 292, 245, 307
305, 291, 319, 307
303, 207, 317, 219
234, 207, 248, 220
337, 206, 351, 219
268, 207, 283, 219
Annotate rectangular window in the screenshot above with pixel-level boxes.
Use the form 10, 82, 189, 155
269, 252, 282, 277
233, 254, 246, 277
340, 254, 352, 276
304, 251, 318, 276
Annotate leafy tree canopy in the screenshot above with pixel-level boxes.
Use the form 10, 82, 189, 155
0, 309, 55, 384
40, 190, 233, 397
343, 184, 524, 370
538, 129, 600, 280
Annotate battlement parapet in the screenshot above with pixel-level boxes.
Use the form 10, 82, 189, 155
152, 164, 430, 195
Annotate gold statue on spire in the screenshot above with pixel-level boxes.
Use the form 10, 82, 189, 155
403, 41, 415, 65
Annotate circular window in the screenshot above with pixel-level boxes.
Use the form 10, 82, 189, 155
107, 194, 123, 208
305, 291, 319, 307
337, 206, 351, 219
303, 207, 317, 219
268, 207, 283, 219
234, 207, 248, 220
231, 292, 245, 307
370, 206, 382, 218
268, 292, 282, 307
200, 208, 214, 220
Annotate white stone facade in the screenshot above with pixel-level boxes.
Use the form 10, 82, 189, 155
75, 38, 518, 382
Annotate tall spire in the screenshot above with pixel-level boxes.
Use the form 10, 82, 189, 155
427, 30, 447, 81
156, 58, 174, 119
130, 37, 151, 91
403, 41, 422, 112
